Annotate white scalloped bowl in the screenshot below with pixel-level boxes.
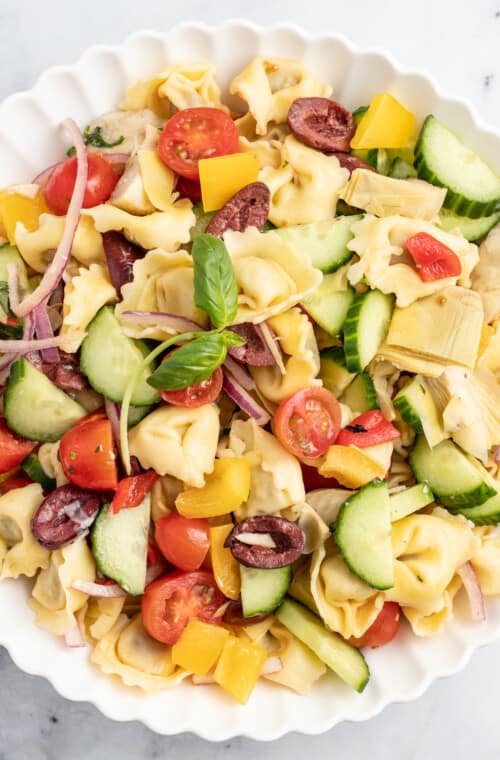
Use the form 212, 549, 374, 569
1, 21, 500, 741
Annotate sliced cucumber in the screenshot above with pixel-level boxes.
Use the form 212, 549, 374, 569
240, 565, 291, 618
21, 453, 56, 492
340, 372, 378, 413
409, 435, 497, 509
5, 358, 86, 442
301, 276, 354, 337
91, 495, 151, 595
438, 208, 500, 242
389, 483, 434, 522
352, 106, 368, 125
276, 598, 369, 693
335, 479, 394, 590
394, 376, 445, 448
275, 216, 362, 274
319, 346, 356, 397
190, 203, 214, 241
343, 289, 394, 372
388, 157, 417, 179
415, 115, 500, 218
127, 404, 154, 428
452, 490, 500, 525
0, 245, 28, 290
80, 307, 160, 406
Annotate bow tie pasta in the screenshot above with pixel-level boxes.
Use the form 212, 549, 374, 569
116, 249, 208, 340
230, 57, 331, 135
261, 136, 349, 226
471, 226, 500, 324
251, 308, 321, 403
223, 227, 321, 324
60, 264, 118, 353
0, 484, 50, 579
77, 597, 127, 643
15, 213, 105, 272
348, 215, 479, 307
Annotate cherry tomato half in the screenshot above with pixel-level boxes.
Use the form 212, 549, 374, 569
0, 470, 33, 495
273, 387, 342, 462
158, 107, 240, 181
155, 513, 210, 571
0, 418, 37, 475
142, 569, 226, 645
348, 602, 401, 649
160, 366, 223, 408
335, 410, 400, 448
59, 417, 118, 491
44, 154, 119, 215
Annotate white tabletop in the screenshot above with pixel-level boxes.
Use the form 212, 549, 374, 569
1, 1, 500, 757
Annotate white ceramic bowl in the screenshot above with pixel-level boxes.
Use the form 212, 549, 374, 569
1, 20, 500, 741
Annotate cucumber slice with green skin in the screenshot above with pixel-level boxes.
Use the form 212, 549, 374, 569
415, 115, 500, 218
352, 106, 368, 126
276, 598, 369, 693
189, 203, 214, 240
409, 435, 497, 508
394, 376, 444, 448
80, 307, 160, 406
127, 404, 154, 428
0, 245, 28, 290
340, 372, 378, 413
451, 490, 500, 525
91, 495, 151, 595
301, 278, 354, 337
336, 200, 363, 217
389, 483, 434, 522
275, 216, 363, 274
336, 479, 394, 590
438, 209, 500, 242
5, 359, 86, 442
343, 289, 394, 372
388, 157, 417, 180
240, 565, 291, 618
319, 346, 356, 397
21, 453, 56, 491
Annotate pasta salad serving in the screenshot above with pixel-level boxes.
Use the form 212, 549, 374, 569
1, 54, 500, 705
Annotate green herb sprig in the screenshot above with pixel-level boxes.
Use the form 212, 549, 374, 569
67, 126, 125, 156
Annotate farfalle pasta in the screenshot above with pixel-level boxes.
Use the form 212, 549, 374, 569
15, 213, 105, 272
60, 263, 117, 352
0, 484, 49, 579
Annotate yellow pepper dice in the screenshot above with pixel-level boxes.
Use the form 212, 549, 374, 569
176, 457, 251, 518
319, 445, 387, 488
350, 93, 416, 150
199, 152, 260, 212
213, 636, 267, 704
0, 190, 49, 246
171, 619, 230, 676
210, 524, 241, 600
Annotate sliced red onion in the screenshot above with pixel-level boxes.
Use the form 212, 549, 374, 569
258, 322, 286, 375
0, 335, 62, 353
14, 118, 88, 318
191, 656, 282, 685
494, 446, 500, 463
32, 161, 59, 188
33, 301, 59, 364
64, 619, 87, 648
145, 562, 166, 587
222, 372, 270, 426
7, 262, 20, 314
72, 579, 127, 598
223, 354, 255, 390
458, 562, 486, 622
105, 398, 122, 451
120, 310, 204, 334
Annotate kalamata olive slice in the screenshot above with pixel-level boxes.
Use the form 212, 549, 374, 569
287, 97, 355, 152
225, 516, 305, 569
206, 182, 270, 238
102, 231, 145, 293
222, 599, 271, 627
227, 323, 278, 366
331, 152, 375, 175
31, 484, 100, 550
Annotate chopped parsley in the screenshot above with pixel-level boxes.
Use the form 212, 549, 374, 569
66, 125, 125, 156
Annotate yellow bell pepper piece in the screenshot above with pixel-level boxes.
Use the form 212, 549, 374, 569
319, 445, 387, 488
210, 524, 240, 600
0, 190, 49, 246
350, 93, 416, 150
176, 457, 251, 518
213, 636, 267, 704
199, 152, 260, 212
171, 619, 230, 676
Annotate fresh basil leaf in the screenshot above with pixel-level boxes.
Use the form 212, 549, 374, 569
192, 233, 238, 329
221, 330, 246, 348
0, 281, 13, 317
147, 332, 238, 391
0, 322, 22, 339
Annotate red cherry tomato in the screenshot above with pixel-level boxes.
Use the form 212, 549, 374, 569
300, 462, 340, 492
273, 387, 342, 462
0, 470, 33, 495
44, 154, 119, 215
155, 513, 210, 571
348, 602, 401, 648
0, 418, 37, 474
59, 417, 118, 491
160, 365, 223, 408
142, 569, 226, 644
158, 107, 240, 181
335, 410, 400, 448
406, 232, 462, 282
175, 176, 202, 203
109, 471, 159, 515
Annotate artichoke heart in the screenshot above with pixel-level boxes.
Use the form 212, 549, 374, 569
341, 169, 446, 221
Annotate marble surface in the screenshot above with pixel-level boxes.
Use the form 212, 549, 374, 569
1, 0, 500, 757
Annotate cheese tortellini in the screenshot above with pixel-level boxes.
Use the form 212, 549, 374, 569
129, 404, 220, 487
77, 597, 127, 642
471, 526, 500, 596
60, 264, 117, 353
38, 442, 69, 487
15, 213, 105, 272
251, 308, 321, 403
0, 484, 49, 579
